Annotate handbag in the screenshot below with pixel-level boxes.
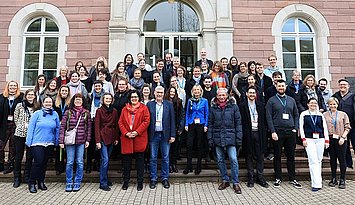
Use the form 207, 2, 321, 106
64, 113, 82, 145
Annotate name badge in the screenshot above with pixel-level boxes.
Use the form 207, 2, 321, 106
313, 133, 320, 139
156, 120, 161, 127
25, 123, 29, 129
282, 113, 289, 120
252, 122, 258, 128
7, 115, 14, 121
194, 118, 200, 124
129, 125, 133, 130
333, 134, 339, 139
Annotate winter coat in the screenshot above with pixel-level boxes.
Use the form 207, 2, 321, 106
14, 102, 35, 138
0, 93, 24, 141
95, 105, 119, 146
297, 85, 326, 113
59, 108, 91, 145
207, 97, 243, 147
119, 103, 150, 154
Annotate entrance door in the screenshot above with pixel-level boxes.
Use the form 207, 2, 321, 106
144, 34, 198, 71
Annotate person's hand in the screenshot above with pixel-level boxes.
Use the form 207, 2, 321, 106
204, 127, 208, 132
114, 140, 119, 145
96, 143, 101, 149
339, 138, 345, 146
59, 144, 64, 149
126, 132, 132, 138
169, 137, 175, 144
85, 141, 89, 148
302, 140, 307, 147
185, 126, 188, 131
325, 143, 329, 149
271, 132, 278, 141
131, 131, 138, 137
177, 130, 182, 136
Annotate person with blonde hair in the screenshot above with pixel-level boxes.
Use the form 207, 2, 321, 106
297, 74, 326, 113
0, 81, 24, 174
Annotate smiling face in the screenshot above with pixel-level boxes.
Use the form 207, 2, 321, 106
70, 73, 79, 83
177, 67, 184, 77
203, 78, 212, 88
239, 63, 247, 73
328, 100, 338, 111
103, 94, 113, 106
117, 63, 125, 74
130, 93, 139, 105
156, 61, 164, 72
42, 97, 53, 109
154, 88, 164, 101
268, 56, 277, 67
193, 67, 201, 77
8, 82, 18, 94
74, 97, 83, 107
60, 67, 68, 77
307, 99, 318, 111
118, 80, 128, 92
153, 73, 160, 83
142, 87, 151, 97
217, 89, 227, 102
276, 81, 286, 95
60, 87, 69, 98
339, 80, 350, 93
139, 60, 146, 69
247, 75, 256, 86
169, 87, 176, 99
173, 58, 180, 68
79, 67, 87, 76
26, 91, 36, 102
306, 77, 315, 88
246, 88, 256, 101
170, 76, 177, 88
192, 86, 202, 98
134, 70, 141, 79
256, 64, 264, 74
94, 83, 103, 93
38, 76, 46, 86
231, 58, 238, 66
49, 81, 57, 91
125, 55, 133, 64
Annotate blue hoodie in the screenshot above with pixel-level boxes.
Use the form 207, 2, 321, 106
26, 108, 60, 147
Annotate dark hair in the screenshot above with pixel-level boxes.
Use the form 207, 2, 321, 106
203, 75, 212, 81
79, 65, 89, 76
239, 62, 247, 67
318, 78, 328, 84
228, 56, 238, 71
96, 60, 105, 68
156, 59, 165, 64
115, 61, 125, 70
276, 79, 286, 84
124, 53, 134, 65
247, 74, 256, 80
272, 71, 283, 78
101, 92, 114, 105
127, 90, 142, 104
41, 96, 54, 107
255, 62, 263, 67
74, 61, 84, 71
164, 86, 178, 100
193, 65, 202, 72
307, 97, 318, 104
44, 79, 57, 92
69, 71, 80, 78
247, 86, 257, 92
69, 93, 85, 109
220, 57, 228, 63
141, 83, 153, 100
248, 61, 256, 69
34, 74, 47, 94
152, 71, 161, 77
24, 88, 40, 110
98, 68, 109, 76
93, 80, 103, 86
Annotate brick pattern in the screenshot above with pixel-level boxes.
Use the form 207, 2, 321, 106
232, 1, 355, 89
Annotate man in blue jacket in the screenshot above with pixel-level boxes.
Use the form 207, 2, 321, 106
208, 88, 243, 194
147, 86, 176, 189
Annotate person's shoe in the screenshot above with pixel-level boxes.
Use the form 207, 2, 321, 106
73, 183, 81, 192
256, 179, 269, 188
162, 180, 170, 189
169, 165, 174, 173
137, 182, 143, 191
3, 166, 13, 174
65, 183, 73, 192
107, 181, 113, 186
183, 168, 193, 175
194, 168, 201, 175
290, 179, 302, 189
311, 187, 321, 192
144, 163, 149, 174
218, 182, 230, 190
38, 182, 48, 191
13, 178, 21, 188
328, 178, 338, 187
339, 179, 346, 189
266, 153, 274, 161
273, 179, 281, 188
122, 182, 129, 190
149, 181, 157, 189
29, 184, 37, 193
99, 185, 111, 191
233, 184, 242, 194
205, 155, 211, 163
173, 164, 178, 173
247, 181, 254, 188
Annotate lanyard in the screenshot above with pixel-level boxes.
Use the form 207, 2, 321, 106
329, 110, 338, 131
248, 102, 257, 121
260, 78, 264, 88
60, 103, 66, 115
8, 99, 14, 111
156, 103, 163, 119
178, 78, 185, 89
308, 111, 318, 131
276, 95, 287, 111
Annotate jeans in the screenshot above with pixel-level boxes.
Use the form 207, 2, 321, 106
0, 122, 15, 165
13, 136, 33, 179
123, 152, 144, 184
305, 138, 324, 188
28, 145, 52, 185
99, 142, 112, 187
274, 129, 296, 181
329, 138, 347, 180
65, 144, 85, 184
150, 132, 170, 181
215, 146, 239, 184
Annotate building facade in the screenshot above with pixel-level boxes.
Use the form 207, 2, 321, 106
0, 0, 354, 89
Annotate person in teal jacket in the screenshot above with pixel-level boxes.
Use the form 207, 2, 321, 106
26, 96, 60, 193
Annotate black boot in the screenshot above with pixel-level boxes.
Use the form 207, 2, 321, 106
3, 164, 13, 174
13, 178, 21, 188
38, 182, 47, 191
28, 184, 37, 193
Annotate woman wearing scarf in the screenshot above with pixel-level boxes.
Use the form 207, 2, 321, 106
119, 90, 150, 191
59, 93, 91, 192
39, 79, 58, 102
95, 92, 119, 191
13, 89, 39, 188
53, 85, 71, 175
25, 96, 60, 193
183, 85, 209, 175
297, 74, 326, 113
210, 60, 230, 91
66, 71, 89, 100
232, 62, 250, 101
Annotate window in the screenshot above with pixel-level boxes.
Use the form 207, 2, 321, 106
281, 18, 315, 80
22, 17, 59, 87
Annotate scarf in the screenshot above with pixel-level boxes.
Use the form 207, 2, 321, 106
126, 102, 141, 115
189, 97, 200, 111
73, 106, 84, 120
102, 104, 113, 113
217, 100, 227, 110
192, 75, 201, 85
211, 71, 227, 89
68, 81, 82, 95
130, 78, 145, 90
42, 107, 53, 116
44, 89, 58, 98
306, 88, 318, 100
93, 90, 104, 107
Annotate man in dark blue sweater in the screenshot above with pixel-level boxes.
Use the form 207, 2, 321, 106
266, 80, 302, 189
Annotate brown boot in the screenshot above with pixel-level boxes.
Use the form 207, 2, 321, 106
233, 184, 242, 194
218, 182, 230, 190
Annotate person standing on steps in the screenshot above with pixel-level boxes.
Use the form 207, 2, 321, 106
266, 79, 302, 189
208, 88, 242, 194
147, 86, 176, 189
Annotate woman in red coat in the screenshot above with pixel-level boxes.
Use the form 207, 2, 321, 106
94, 93, 119, 191
119, 90, 150, 191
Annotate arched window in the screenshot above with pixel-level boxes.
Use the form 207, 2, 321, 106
281, 18, 316, 80
22, 17, 59, 86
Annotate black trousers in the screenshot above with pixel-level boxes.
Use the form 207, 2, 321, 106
123, 152, 144, 183
0, 121, 16, 165
86, 122, 100, 169
246, 131, 265, 181
169, 131, 179, 166
54, 146, 65, 172
13, 136, 33, 179
345, 129, 355, 168
29, 145, 52, 185
329, 138, 347, 180
186, 124, 204, 170
273, 129, 296, 181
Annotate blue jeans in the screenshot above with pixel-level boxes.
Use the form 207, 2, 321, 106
65, 144, 85, 184
215, 146, 239, 184
99, 142, 112, 187
150, 132, 170, 181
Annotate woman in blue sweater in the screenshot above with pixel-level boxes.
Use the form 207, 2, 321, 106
26, 96, 60, 193
184, 84, 209, 175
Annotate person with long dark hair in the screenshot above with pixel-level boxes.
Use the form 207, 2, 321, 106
39, 79, 58, 102
34, 74, 46, 101
124, 53, 138, 79
13, 89, 39, 188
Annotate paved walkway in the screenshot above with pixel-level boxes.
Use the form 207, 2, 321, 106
0, 181, 353, 204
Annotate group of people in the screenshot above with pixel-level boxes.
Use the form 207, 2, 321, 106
0, 48, 354, 194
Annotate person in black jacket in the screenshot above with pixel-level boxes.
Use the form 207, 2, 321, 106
0, 81, 24, 173
255, 62, 273, 96
240, 86, 269, 188
207, 88, 242, 194
185, 66, 204, 100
